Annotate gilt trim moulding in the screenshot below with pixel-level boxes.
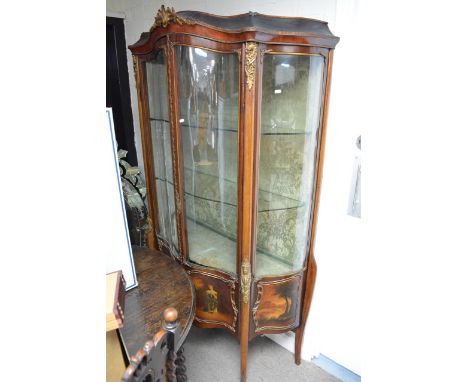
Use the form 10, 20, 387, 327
129, 7, 339, 55
252, 274, 303, 333
187, 269, 239, 332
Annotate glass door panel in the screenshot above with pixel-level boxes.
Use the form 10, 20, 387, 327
146, 50, 178, 251
255, 53, 325, 277
175, 46, 239, 274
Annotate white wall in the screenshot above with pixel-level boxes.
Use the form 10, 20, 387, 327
302, 0, 361, 373
108, 0, 361, 374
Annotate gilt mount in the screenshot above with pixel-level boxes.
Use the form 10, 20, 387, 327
151, 5, 193, 30
245, 42, 257, 90
241, 260, 251, 304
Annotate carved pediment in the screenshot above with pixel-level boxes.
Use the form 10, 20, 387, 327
151, 5, 193, 30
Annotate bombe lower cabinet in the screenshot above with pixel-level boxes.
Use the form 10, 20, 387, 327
129, 6, 339, 381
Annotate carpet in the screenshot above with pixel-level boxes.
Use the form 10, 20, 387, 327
183, 326, 341, 382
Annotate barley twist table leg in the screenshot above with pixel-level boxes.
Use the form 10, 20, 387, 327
175, 346, 187, 382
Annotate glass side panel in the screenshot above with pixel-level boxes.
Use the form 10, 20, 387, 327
175, 46, 239, 274
146, 50, 178, 251
255, 54, 325, 277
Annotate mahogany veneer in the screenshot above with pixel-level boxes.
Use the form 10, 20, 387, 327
129, 6, 339, 381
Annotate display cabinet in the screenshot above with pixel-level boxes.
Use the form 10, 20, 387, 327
130, 6, 339, 381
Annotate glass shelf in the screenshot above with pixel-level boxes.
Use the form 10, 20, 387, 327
150, 117, 238, 133
186, 219, 291, 276
149, 117, 170, 123
182, 124, 238, 133
149, 117, 315, 136
181, 166, 304, 212
156, 169, 304, 212
261, 131, 313, 136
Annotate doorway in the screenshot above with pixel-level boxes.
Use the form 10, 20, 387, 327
106, 16, 137, 166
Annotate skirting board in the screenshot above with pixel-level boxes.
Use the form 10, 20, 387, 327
266, 333, 361, 382
312, 354, 361, 382
265, 332, 296, 356
266, 331, 319, 361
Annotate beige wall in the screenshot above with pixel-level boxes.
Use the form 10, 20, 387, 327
106, 0, 125, 14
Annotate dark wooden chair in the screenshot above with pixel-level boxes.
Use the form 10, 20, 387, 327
121, 307, 187, 382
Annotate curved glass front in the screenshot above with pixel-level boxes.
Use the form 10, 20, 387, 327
255, 53, 325, 277
175, 46, 239, 274
146, 50, 179, 252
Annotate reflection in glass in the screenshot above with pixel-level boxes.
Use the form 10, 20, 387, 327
146, 51, 178, 251
255, 54, 325, 277
175, 46, 239, 274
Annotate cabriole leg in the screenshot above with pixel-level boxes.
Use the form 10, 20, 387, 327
294, 325, 305, 365
240, 340, 248, 382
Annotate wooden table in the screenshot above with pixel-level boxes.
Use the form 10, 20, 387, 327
119, 246, 195, 360
106, 271, 127, 382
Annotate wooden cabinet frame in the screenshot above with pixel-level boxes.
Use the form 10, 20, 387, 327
130, 7, 339, 382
